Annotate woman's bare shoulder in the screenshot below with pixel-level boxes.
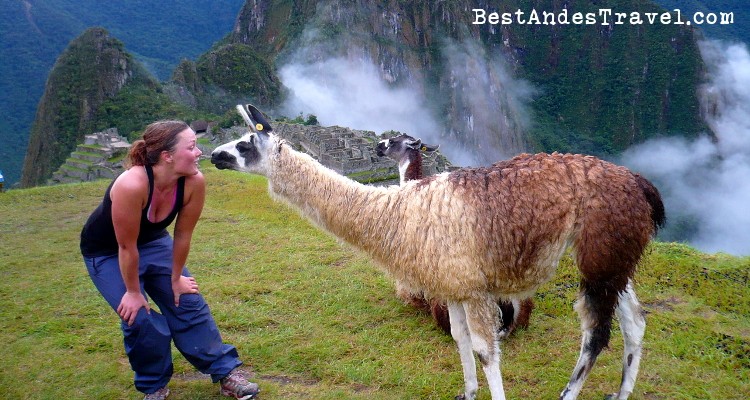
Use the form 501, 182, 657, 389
111, 167, 149, 200
184, 171, 206, 189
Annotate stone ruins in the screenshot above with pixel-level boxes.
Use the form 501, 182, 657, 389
51, 123, 453, 186
50, 128, 130, 185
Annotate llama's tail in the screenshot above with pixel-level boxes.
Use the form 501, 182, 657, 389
634, 173, 666, 235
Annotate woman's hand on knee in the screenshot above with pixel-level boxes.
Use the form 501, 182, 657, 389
172, 275, 199, 307
117, 292, 150, 326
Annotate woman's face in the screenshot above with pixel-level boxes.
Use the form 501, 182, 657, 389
170, 128, 202, 175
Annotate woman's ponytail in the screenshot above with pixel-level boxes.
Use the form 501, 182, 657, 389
126, 140, 148, 167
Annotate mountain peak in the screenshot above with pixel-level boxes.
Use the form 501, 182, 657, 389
20, 27, 150, 187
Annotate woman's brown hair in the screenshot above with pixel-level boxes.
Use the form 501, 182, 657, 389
126, 120, 189, 167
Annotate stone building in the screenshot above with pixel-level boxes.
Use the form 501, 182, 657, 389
268, 123, 452, 184
50, 128, 130, 185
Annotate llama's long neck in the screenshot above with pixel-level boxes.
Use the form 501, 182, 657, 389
400, 151, 422, 185
268, 145, 396, 256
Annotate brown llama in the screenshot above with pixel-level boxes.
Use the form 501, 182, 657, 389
375, 133, 533, 337
211, 104, 666, 400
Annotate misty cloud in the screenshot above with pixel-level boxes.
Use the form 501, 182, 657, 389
279, 55, 441, 141
622, 40, 750, 255
277, 24, 442, 157
277, 26, 536, 167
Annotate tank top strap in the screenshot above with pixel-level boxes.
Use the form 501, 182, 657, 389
145, 165, 155, 209
176, 176, 186, 211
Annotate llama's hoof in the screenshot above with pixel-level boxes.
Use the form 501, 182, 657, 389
454, 395, 466, 400
603, 394, 618, 400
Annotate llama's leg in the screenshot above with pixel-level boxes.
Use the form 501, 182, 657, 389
559, 282, 621, 400
609, 281, 645, 399
447, 301, 478, 400
498, 297, 534, 338
515, 298, 534, 330
497, 300, 516, 339
464, 298, 506, 400
431, 298, 452, 335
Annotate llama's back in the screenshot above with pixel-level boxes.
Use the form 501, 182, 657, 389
403, 153, 659, 298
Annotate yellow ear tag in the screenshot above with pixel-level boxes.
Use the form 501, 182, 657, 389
255, 123, 264, 131
421, 146, 427, 151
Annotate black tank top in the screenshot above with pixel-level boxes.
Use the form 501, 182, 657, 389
80, 165, 186, 257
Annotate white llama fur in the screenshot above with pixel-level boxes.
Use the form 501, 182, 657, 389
211, 105, 665, 400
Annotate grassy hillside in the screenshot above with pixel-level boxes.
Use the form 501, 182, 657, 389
0, 162, 748, 399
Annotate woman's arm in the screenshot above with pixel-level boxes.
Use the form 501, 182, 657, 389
171, 172, 206, 306
111, 172, 150, 325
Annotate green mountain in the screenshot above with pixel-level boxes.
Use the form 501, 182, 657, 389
19, 28, 215, 187
0, 0, 244, 186
169, 43, 281, 115
173, 0, 708, 165
19, 0, 717, 186
20, 28, 151, 187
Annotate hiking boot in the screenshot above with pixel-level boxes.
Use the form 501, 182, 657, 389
143, 387, 169, 400
220, 369, 259, 399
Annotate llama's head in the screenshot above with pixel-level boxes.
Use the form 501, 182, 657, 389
375, 133, 439, 162
211, 104, 278, 176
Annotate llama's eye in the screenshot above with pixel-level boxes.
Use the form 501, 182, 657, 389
236, 141, 253, 153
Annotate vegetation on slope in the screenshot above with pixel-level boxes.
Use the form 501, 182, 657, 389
20, 27, 153, 187
478, 0, 707, 155
193, 43, 282, 113
652, 1, 748, 43
19, 27, 229, 187
13, 0, 713, 187
212, 0, 709, 163
93, 84, 218, 143
1, 164, 747, 399
0, 0, 245, 186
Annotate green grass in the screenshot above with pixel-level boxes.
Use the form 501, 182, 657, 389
107, 153, 127, 164
65, 158, 94, 166
346, 168, 400, 184
1, 161, 748, 399
72, 151, 105, 158
77, 144, 106, 151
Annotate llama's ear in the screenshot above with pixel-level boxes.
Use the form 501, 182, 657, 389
235, 105, 253, 128
237, 104, 273, 137
405, 138, 422, 150
420, 143, 439, 153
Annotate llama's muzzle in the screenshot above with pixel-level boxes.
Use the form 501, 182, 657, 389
210, 151, 237, 170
